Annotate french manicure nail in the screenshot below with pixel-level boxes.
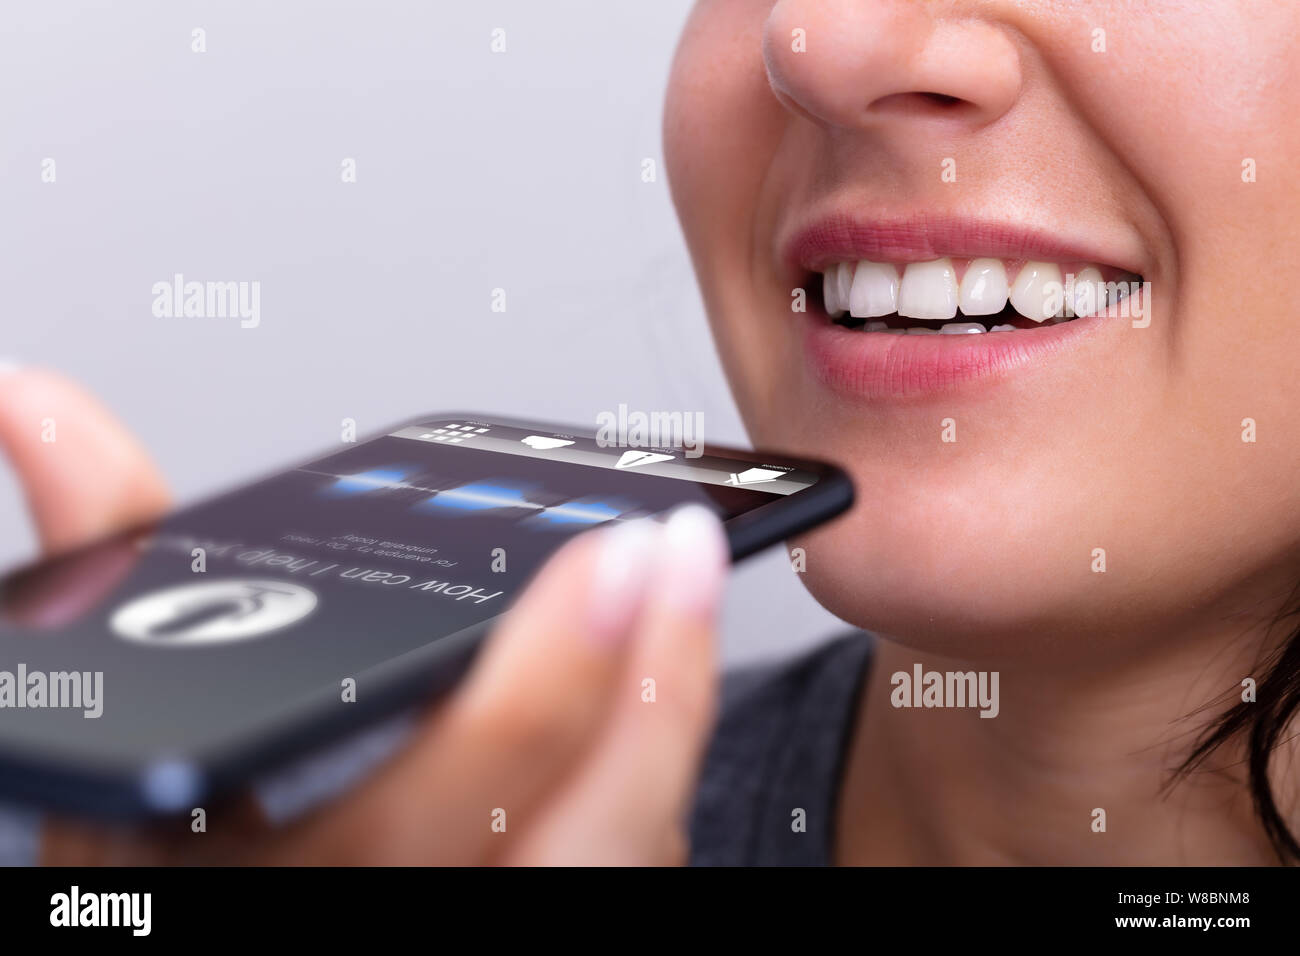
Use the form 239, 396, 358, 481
588, 518, 658, 644
656, 504, 729, 617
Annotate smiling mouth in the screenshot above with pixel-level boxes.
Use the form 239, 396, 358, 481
814, 257, 1143, 334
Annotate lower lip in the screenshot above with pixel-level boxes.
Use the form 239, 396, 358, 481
801, 307, 1107, 400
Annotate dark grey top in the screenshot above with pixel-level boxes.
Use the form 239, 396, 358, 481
689, 632, 874, 866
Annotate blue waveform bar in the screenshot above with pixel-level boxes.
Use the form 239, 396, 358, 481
314, 468, 641, 529
525, 498, 627, 528
418, 481, 537, 513
322, 467, 415, 497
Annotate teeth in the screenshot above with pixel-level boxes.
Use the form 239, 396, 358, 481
898, 259, 958, 320
821, 258, 1137, 329
958, 258, 1008, 316
822, 262, 855, 316
835, 262, 853, 312
1069, 266, 1104, 318
1009, 261, 1064, 322
822, 269, 845, 316
849, 262, 900, 318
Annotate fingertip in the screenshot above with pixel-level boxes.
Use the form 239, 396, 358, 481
656, 504, 730, 619
587, 518, 659, 644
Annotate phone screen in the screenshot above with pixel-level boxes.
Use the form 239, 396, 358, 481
0, 416, 829, 798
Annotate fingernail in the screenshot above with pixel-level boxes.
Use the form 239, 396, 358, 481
656, 504, 729, 617
0, 359, 22, 376
588, 518, 659, 644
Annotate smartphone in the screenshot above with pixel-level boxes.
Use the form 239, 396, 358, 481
0, 412, 852, 819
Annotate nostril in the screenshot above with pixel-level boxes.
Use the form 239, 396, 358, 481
867, 91, 976, 117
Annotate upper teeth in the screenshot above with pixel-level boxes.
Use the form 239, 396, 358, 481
848, 261, 899, 318
959, 259, 1008, 316
897, 259, 957, 320
821, 258, 1115, 324
1008, 261, 1062, 322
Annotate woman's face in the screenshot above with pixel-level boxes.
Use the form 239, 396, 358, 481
665, 0, 1300, 661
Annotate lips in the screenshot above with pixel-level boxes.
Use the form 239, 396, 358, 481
801, 310, 1114, 400
785, 213, 1144, 273
782, 214, 1147, 398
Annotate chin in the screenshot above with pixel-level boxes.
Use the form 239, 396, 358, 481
787, 483, 1118, 663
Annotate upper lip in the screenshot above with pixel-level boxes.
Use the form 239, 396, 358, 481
781, 211, 1144, 276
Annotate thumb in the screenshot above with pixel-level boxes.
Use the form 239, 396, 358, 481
0, 365, 169, 554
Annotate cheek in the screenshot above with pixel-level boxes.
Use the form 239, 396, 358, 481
1042, 2, 1300, 414
664, 1, 775, 258
665, 1, 792, 409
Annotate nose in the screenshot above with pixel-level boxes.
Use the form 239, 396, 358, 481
763, 0, 1022, 133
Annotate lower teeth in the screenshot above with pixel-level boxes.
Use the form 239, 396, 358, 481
835, 316, 1077, 334
833, 309, 1093, 334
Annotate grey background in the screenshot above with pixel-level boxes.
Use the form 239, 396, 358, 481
0, 0, 847, 664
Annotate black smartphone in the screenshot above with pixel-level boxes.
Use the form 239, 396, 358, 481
0, 412, 852, 820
